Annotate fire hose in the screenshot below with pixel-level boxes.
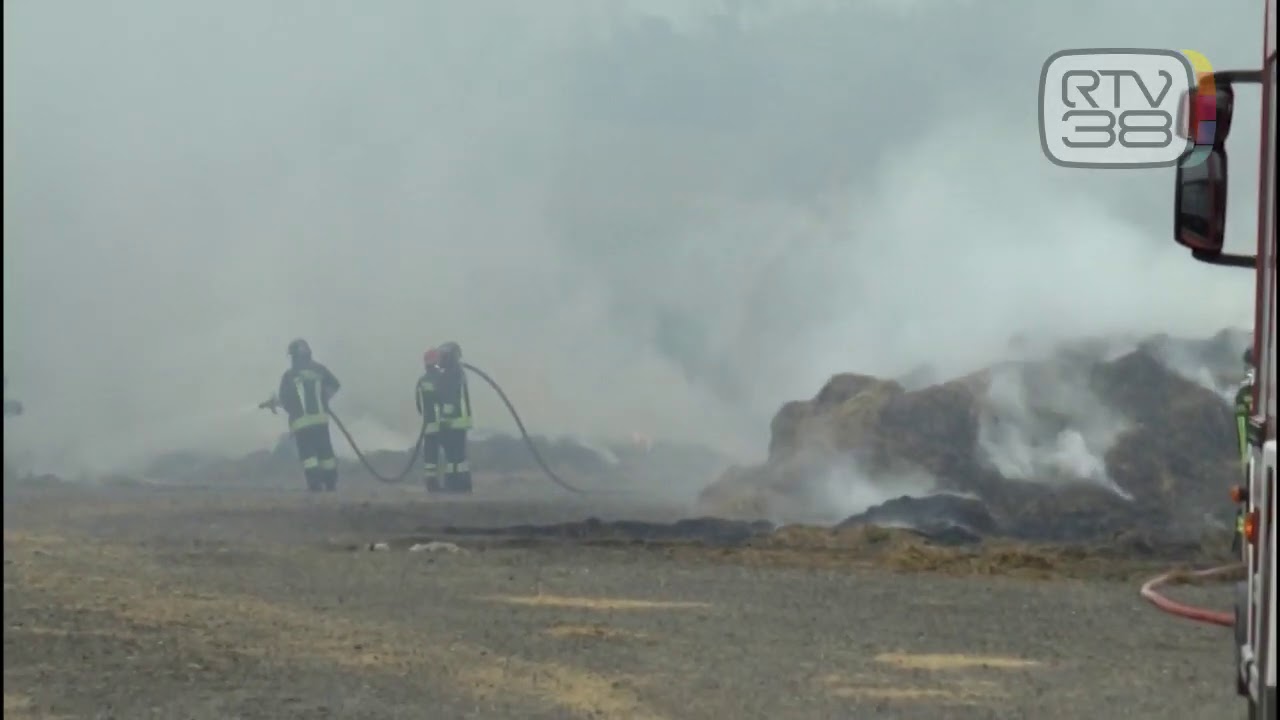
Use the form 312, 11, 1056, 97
458, 362, 587, 495
1139, 563, 1240, 628
328, 412, 427, 484
304, 363, 588, 494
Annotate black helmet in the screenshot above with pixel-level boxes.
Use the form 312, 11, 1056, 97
288, 338, 312, 360
437, 341, 462, 365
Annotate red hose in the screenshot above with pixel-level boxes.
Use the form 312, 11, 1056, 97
1139, 564, 1240, 628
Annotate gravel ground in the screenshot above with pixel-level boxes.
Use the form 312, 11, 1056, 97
2, 481, 1246, 720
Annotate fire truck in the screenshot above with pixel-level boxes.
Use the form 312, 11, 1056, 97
1172, 0, 1275, 715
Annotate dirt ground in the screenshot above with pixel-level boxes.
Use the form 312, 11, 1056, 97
2, 479, 1246, 720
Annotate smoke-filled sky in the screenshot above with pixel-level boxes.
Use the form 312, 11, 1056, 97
3, 0, 1267, 474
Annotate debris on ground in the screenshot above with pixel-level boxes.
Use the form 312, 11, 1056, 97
433, 516, 775, 547
400, 516, 1235, 579
408, 541, 464, 554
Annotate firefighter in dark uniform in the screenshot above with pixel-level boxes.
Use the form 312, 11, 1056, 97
265, 339, 342, 492
1232, 346, 1255, 555
434, 342, 473, 493
416, 347, 444, 493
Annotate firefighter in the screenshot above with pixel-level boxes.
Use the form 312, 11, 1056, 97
416, 347, 444, 493
434, 341, 473, 493
267, 339, 342, 492
1232, 346, 1256, 555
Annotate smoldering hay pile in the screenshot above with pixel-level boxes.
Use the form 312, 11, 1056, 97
697, 328, 1250, 544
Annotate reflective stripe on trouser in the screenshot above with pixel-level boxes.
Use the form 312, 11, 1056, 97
294, 424, 337, 487
290, 413, 329, 432
422, 433, 441, 482
302, 456, 336, 475
440, 430, 467, 466
440, 429, 471, 491
300, 454, 335, 474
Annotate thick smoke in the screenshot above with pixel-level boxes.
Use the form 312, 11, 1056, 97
3, 0, 1264, 477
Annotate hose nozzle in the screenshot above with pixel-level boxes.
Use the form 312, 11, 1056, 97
258, 395, 280, 414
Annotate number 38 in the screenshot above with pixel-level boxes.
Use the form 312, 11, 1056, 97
1061, 109, 1174, 148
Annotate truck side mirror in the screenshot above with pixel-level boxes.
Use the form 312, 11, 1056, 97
1174, 146, 1228, 254
1169, 69, 1261, 270
1178, 83, 1235, 147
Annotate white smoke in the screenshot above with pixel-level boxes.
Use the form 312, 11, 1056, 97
804, 459, 939, 524
328, 414, 416, 460
564, 435, 622, 466
976, 359, 1131, 497
1144, 329, 1251, 404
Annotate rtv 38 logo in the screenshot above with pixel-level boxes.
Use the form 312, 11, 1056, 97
1039, 49, 1214, 168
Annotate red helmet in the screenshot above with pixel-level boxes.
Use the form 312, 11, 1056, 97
423, 348, 441, 367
